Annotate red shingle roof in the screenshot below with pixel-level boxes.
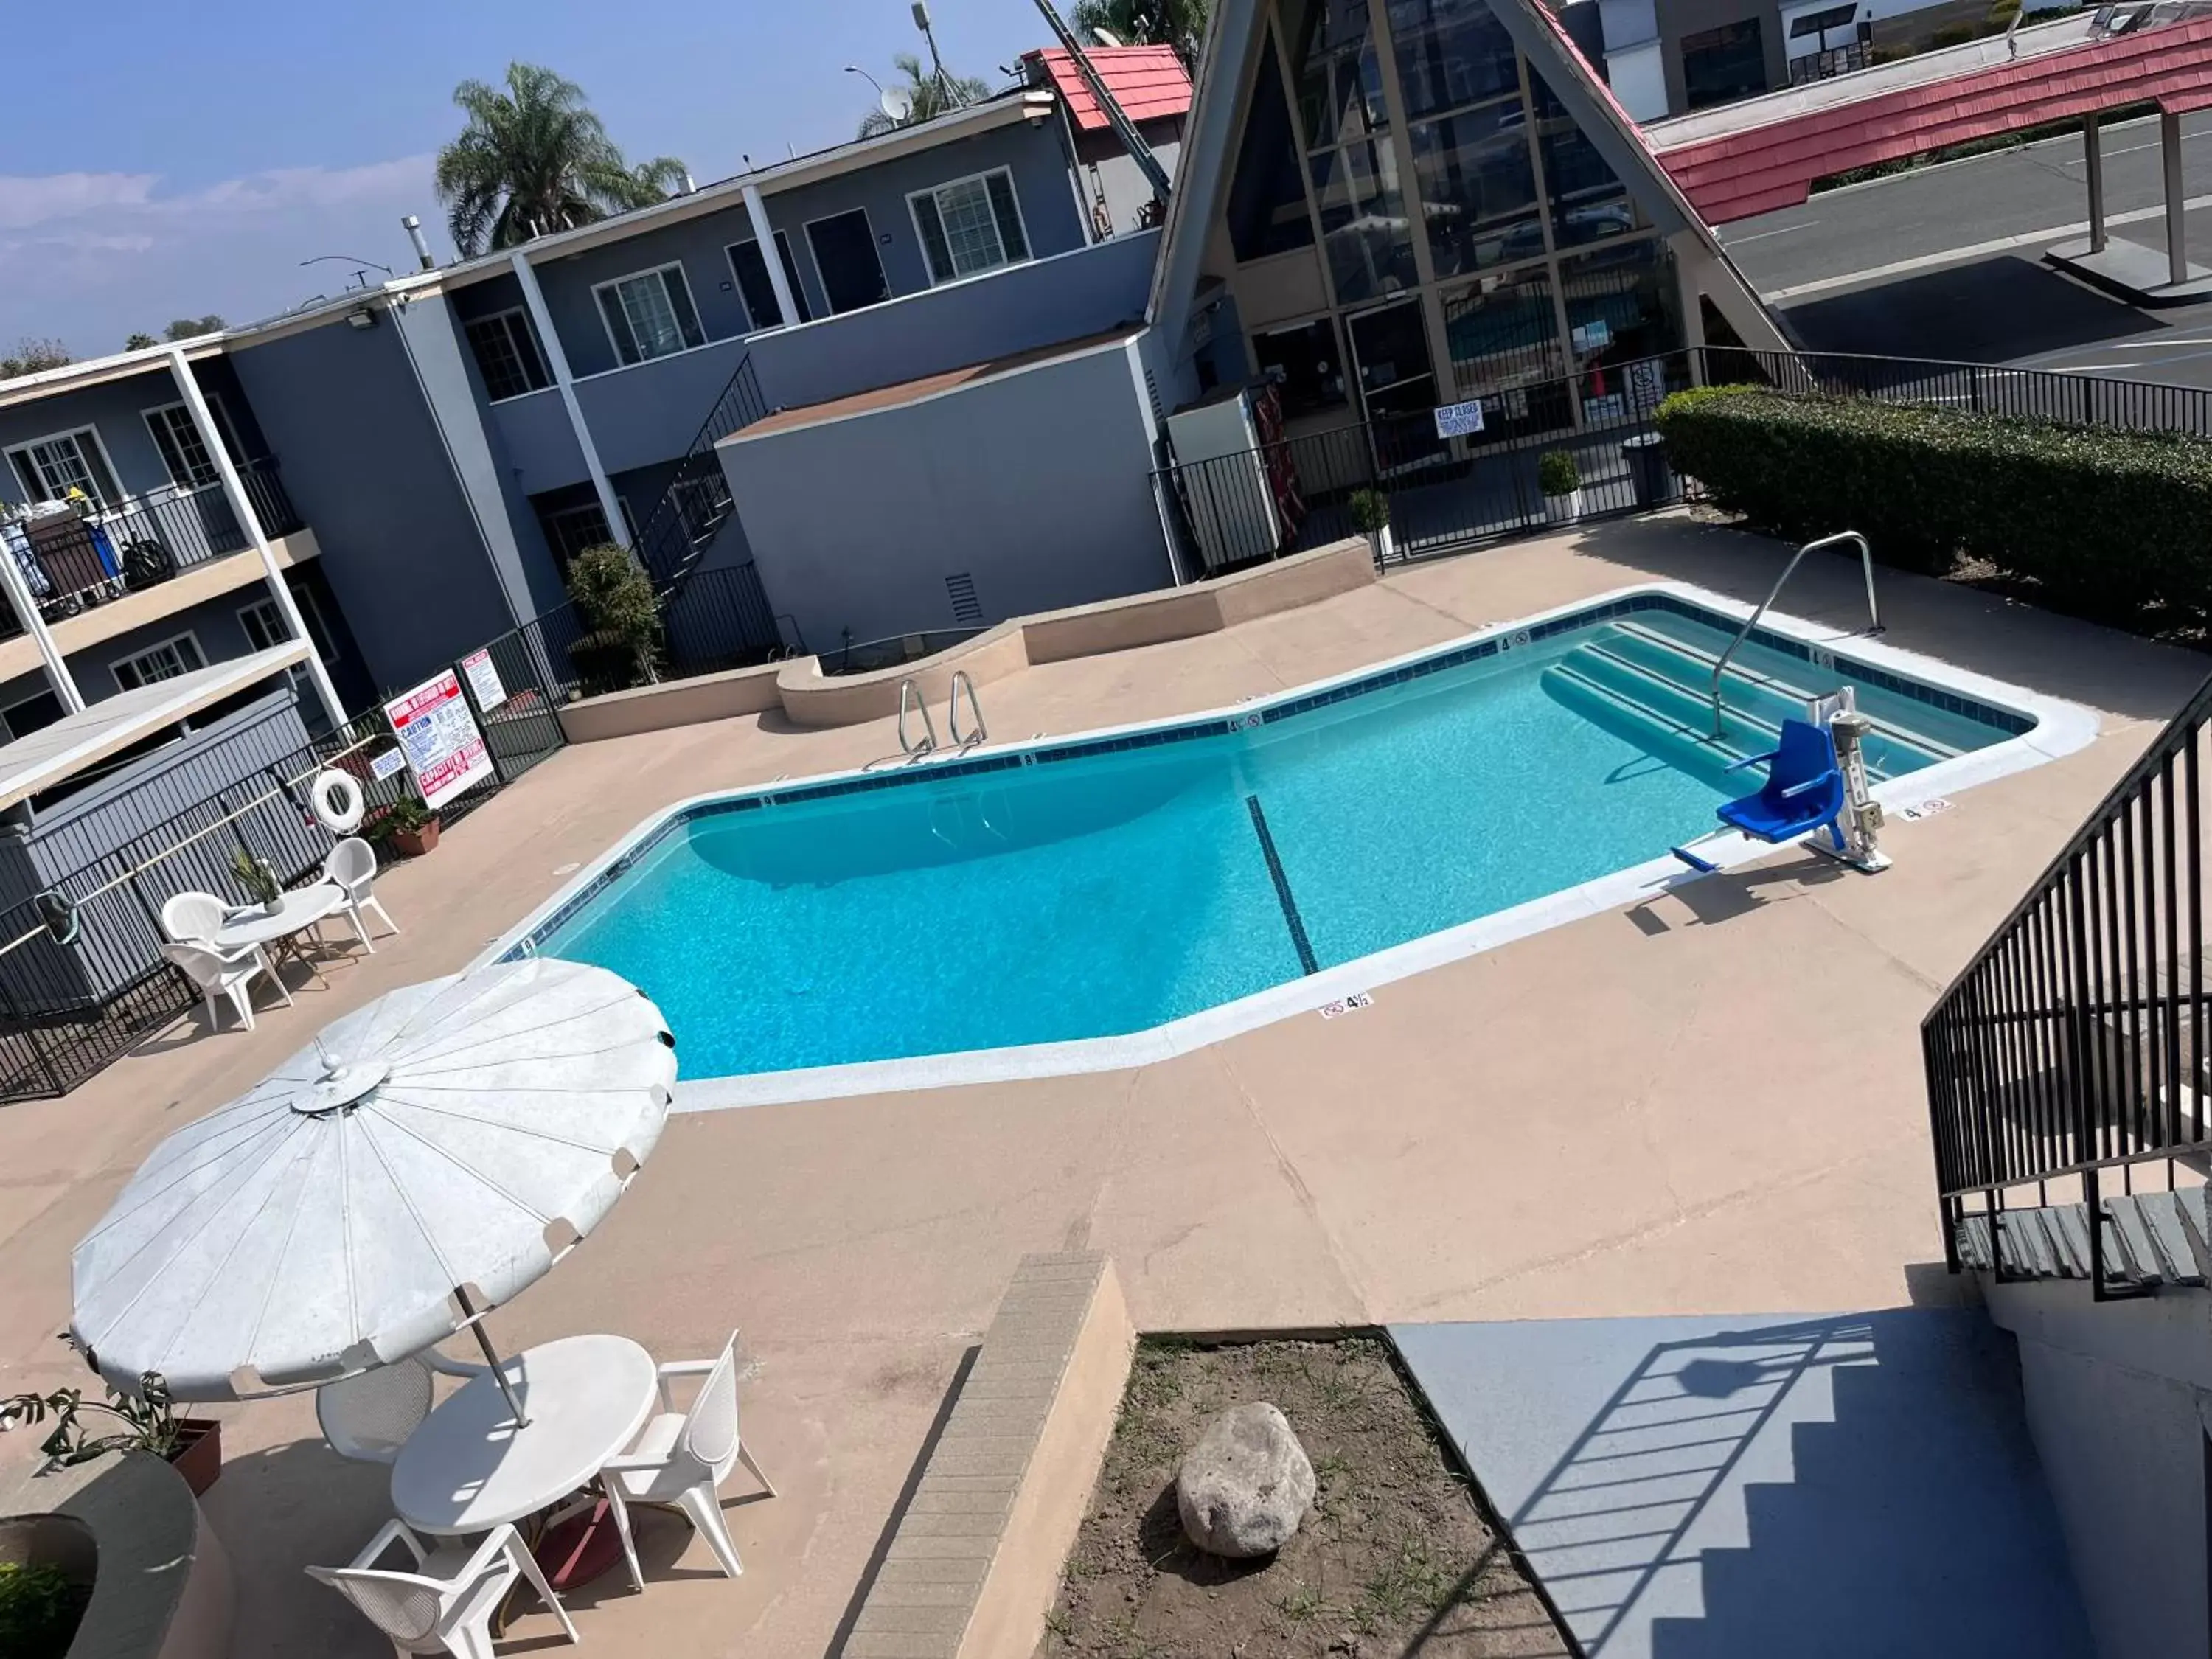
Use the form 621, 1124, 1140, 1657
1023, 44, 1193, 133
1654, 18, 2212, 225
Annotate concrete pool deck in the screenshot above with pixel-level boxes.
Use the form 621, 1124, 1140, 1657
0, 512, 2203, 1657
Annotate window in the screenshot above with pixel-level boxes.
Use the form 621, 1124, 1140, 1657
1680, 18, 1769, 109
804, 209, 891, 313
592, 264, 706, 366
532, 483, 634, 568
1310, 140, 1418, 304
239, 587, 338, 663
142, 400, 242, 491
727, 232, 813, 329
1411, 102, 1540, 279
909, 169, 1031, 285
7, 428, 121, 507
1386, 0, 1522, 122
111, 632, 206, 692
1225, 35, 1315, 262
463, 308, 551, 400
0, 688, 62, 744
1251, 318, 1349, 417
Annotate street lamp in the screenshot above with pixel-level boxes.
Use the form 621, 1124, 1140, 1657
844, 64, 886, 97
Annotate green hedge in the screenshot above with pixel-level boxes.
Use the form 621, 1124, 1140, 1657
1652, 384, 2212, 616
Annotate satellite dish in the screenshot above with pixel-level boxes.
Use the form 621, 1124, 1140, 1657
1092, 25, 1125, 44
880, 84, 915, 122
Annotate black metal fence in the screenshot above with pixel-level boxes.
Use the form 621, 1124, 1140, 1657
496, 560, 796, 703
627, 353, 769, 592
1158, 345, 2212, 578
0, 605, 574, 1105
1923, 669, 2212, 1298
0, 458, 303, 641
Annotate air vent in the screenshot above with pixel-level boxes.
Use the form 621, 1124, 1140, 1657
946, 573, 983, 625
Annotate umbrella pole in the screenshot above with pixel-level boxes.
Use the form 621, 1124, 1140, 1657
454, 1287, 530, 1427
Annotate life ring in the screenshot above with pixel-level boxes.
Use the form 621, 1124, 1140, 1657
310, 768, 366, 834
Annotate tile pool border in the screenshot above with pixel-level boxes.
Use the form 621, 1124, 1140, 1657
473, 580, 2099, 1110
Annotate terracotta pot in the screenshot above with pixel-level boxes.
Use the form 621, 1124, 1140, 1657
394, 818, 441, 858
166, 1418, 222, 1497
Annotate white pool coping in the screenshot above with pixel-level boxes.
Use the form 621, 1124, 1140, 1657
473, 580, 2100, 1112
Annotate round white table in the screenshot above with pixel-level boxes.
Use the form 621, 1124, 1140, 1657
212, 883, 346, 951
390, 1334, 658, 1536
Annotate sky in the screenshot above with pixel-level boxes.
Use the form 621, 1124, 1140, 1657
0, 0, 1063, 360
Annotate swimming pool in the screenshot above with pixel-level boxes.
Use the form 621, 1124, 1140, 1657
496, 585, 2092, 1100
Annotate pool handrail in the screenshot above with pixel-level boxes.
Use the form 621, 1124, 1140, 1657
897, 678, 939, 757
1708, 530, 1880, 737
948, 671, 987, 752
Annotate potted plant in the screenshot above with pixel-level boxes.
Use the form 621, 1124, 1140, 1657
1538, 449, 1584, 526
380, 796, 439, 858
1348, 487, 1394, 566
1, 1367, 223, 1498
229, 846, 282, 913
564, 543, 662, 696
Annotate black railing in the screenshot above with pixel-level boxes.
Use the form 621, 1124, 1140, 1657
626, 353, 769, 594
1157, 345, 2212, 579
0, 456, 305, 638
0, 598, 571, 1105
501, 561, 796, 703
1923, 669, 2212, 1297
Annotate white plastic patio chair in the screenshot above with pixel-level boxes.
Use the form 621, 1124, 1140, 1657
159, 889, 237, 945
306, 1517, 576, 1659
317, 1351, 487, 1465
600, 1329, 776, 1590
322, 836, 399, 953
159, 938, 289, 1033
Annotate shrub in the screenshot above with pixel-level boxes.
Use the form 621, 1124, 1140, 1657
0, 1561, 88, 1659
565, 543, 661, 692
1348, 488, 1391, 534
1537, 450, 1581, 498
1653, 384, 2212, 613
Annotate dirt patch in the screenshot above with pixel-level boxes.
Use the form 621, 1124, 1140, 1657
1040, 1336, 1571, 1658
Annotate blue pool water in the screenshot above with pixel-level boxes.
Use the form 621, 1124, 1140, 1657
531, 601, 2025, 1079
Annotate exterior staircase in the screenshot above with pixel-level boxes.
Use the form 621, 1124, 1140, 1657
1954, 1188, 2211, 1292
625, 350, 771, 599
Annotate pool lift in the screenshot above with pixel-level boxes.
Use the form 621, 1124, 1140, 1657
1671, 692, 1890, 876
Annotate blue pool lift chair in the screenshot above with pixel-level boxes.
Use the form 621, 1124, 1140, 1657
1716, 718, 1849, 850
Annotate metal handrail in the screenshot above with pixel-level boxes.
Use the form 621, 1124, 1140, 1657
948, 671, 987, 751
897, 678, 939, 757
1707, 530, 1880, 737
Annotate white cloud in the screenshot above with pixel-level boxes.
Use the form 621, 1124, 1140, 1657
0, 156, 439, 355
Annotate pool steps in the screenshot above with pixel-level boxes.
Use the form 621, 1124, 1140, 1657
1539, 619, 1953, 787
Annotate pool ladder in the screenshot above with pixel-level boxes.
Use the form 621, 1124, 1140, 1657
897, 671, 989, 759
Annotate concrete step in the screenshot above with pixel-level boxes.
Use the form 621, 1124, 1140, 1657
1953, 1189, 2212, 1291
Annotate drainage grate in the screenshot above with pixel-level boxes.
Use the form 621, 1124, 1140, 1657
946, 572, 983, 625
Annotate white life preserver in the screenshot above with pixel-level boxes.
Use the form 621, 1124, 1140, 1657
310, 768, 366, 835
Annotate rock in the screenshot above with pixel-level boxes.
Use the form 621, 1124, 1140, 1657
1176, 1402, 1316, 1558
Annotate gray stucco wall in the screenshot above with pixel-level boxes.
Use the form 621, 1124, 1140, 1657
226, 318, 519, 698
715, 335, 1170, 648
481, 229, 1162, 504
511, 115, 1088, 383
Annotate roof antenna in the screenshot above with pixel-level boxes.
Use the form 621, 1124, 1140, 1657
402, 215, 436, 271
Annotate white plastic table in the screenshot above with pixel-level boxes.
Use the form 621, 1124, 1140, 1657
212, 883, 345, 953
390, 1334, 658, 1536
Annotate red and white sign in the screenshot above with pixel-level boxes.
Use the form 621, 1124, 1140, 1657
384, 669, 493, 811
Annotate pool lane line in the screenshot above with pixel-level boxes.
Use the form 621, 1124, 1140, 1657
1245, 793, 1321, 976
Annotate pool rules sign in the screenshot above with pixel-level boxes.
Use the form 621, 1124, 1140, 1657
384, 669, 494, 811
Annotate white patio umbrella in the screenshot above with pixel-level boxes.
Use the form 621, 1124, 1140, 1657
70, 957, 675, 1424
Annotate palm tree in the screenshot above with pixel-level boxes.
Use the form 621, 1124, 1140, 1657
1072, 0, 1211, 70
436, 63, 689, 257
855, 53, 994, 138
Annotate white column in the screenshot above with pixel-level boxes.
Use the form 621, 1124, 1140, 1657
2084, 114, 2107, 255
742, 184, 801, 329
0, 538, 83, 714
511, 252, 627, 543
164, 348, 344, 728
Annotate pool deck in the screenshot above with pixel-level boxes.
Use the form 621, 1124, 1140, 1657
0, 512, 2203, 1657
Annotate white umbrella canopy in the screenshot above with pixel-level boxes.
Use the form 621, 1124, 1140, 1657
71, 957, 675, 1403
